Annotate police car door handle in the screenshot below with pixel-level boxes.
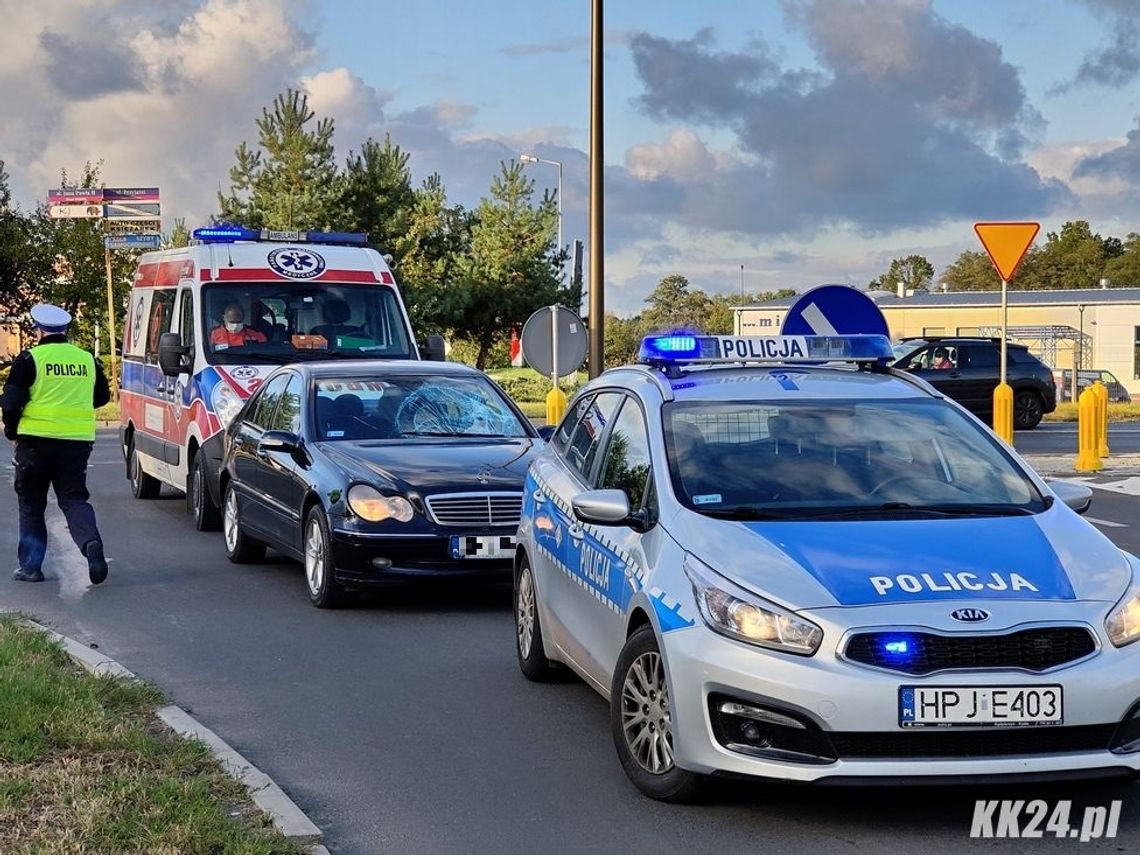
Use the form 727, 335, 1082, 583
568, 524, 585, 541
532, 489, 546, 505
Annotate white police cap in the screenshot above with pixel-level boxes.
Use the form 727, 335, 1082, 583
31, 303, 72, 334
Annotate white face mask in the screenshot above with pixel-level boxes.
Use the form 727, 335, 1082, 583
225, 321, 243, 333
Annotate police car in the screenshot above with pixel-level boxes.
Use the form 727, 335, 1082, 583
513, 333, 1140, 801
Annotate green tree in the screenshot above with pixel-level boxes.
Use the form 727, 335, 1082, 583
1105, 233, 1140, 288
340, 135, 416, 259
939, 250, 1002, 291
393, 173, 473, 333
167, 217, 190, 248
604, 313, 645, 368
640, 274, 712, 332
1026, 220, 1108, 290
218, 89, 342, 230
445, 162, 576, 369
869, 255, 935, 293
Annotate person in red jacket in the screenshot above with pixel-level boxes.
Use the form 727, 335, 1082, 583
210, 302, 267, 349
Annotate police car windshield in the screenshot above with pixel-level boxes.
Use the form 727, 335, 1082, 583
664, 398, 1047, 518
202, 284, 412, 364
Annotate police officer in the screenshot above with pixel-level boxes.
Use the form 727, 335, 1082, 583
1, 304, 110, 584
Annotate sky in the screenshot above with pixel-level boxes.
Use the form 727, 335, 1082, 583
3, 0, 1140, 315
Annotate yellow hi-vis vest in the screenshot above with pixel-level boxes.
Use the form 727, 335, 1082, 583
20, 343, 97, 441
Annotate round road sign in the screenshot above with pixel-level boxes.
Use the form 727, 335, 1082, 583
521, 306, 588, 378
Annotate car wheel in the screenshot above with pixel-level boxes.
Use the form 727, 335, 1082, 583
304, 507, 347, 609
515, 554, 560, 681
128, 439, 161, 499
610, 625, 703, 803
223, 482, 266, 564
1014, 390, 1044, 430
187, 452, 221, 531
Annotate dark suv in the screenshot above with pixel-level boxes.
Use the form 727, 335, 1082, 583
892, 337, 1057, 429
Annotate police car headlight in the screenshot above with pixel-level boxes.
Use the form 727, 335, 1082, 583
1106, 580, 1140, 648
211, 382, 243, 427
684, 554, 822, 655
347, 485, 414, 523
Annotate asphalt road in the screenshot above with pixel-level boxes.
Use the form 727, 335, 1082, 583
3, 431, 1140, 854
1015, 421, 1140, 455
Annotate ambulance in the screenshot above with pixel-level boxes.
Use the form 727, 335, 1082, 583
119, 226, 441, 530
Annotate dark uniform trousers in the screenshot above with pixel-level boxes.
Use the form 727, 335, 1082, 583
13, 437, 101, 574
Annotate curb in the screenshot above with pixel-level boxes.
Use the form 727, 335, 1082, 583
18, 618, 325, 850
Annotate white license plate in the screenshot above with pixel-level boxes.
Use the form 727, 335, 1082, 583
899, 685, 1063, 727
449, 535, 516, 560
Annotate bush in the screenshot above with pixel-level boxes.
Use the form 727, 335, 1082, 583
446, 336, 512, 369
489, 369, 586, 403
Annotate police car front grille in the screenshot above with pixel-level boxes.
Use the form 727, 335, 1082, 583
424, 493, 523, 527
844, 627, 1097, 675
829, 725, 1115, 759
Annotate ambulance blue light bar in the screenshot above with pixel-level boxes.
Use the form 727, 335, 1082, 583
192, 227, 368, 246
637, 334, 894, 365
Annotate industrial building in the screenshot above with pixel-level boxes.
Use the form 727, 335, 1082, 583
734, 286, 1140, 396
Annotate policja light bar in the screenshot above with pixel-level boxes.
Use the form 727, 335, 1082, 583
637, 333, 895, 365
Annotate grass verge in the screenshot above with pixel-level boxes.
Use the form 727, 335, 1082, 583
0, 615, 304, 854
1044, 402, 1140, 422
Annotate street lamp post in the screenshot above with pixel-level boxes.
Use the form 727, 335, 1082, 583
519, 153, 563, 261
1078, 303, 1086, 374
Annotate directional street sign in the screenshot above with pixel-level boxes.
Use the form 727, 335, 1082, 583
48, 189, 104, 205
781, 284, 890, 337
103, 187, 160, 202
105, 219, 162, 236
974, 222, 1040, 281
104, 202, 162, 220
49, 204, 103, 219
104, 234, 162, 250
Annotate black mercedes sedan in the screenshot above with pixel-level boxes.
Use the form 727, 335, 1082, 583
219, 360, 547, 607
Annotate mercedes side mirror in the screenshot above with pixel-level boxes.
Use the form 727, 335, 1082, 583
258, 430, 301, 455
157, 332, 191, 377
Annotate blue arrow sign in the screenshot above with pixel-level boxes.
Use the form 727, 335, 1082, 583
781, 284, 889, 337
104, 234, 162, 250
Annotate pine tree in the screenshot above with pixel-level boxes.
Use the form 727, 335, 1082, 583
340, 135, 416, 258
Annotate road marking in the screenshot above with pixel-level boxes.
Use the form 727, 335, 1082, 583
1056, 476, 1140, 497
800, 302, 839, 336
1086, 516, 1127, 528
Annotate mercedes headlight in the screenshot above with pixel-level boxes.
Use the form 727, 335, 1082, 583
211, 381, 243, 427
347, 485, 414, 523
684, 554, 823, 655
1106, 575, 1140, 648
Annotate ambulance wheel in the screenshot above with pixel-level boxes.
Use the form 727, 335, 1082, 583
223, 482, 266, 564
128, 439, 161, 500
610, 625, 703, 803
188, 452, 221, 531
514, 554, 559, 681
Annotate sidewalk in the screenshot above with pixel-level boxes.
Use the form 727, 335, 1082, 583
1020, 452, 1140, 478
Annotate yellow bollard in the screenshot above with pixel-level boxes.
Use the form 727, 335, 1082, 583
1094, 380, 1110, 457
1076, 387, 1103, 472
546, 386, 567, 426
992, 383, 1014, 444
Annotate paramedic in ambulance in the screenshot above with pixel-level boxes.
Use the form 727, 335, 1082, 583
211, 302, 267, 348
1, 303, 110, 584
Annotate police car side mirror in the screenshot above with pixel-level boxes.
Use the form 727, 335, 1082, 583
158, 332, 191, 377
1048, 481, 1093, 515
573, 489, 632, 526
420, 333, 446, 362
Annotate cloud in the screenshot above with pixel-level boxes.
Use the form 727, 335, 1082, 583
623, 0, 1069, 238
1060, 0, 1140, 90
498, 29, 634, 58
39, 31, 146, 99
1073, 119, 1140, 185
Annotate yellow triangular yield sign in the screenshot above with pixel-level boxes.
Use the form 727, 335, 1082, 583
974, 222, 1040, 281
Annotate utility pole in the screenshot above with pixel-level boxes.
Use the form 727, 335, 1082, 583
740, 264, 744, 300
587, 0, 604, 377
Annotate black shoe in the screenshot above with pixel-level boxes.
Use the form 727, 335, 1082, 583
13, 568, 44, 583
85, 541, 108, 585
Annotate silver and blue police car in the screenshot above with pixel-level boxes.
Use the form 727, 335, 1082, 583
512, 333, 1140, 801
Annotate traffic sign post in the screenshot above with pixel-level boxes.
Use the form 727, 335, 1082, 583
974, 222, 1040, 444
521, 305, 588, 424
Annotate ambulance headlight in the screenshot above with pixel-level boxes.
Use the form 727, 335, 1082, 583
1106, 578, 1140, 648
684, 554, 822, 655
347, 485, 414, 523
211, 382, 243, 427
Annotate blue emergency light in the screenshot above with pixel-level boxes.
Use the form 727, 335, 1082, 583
192, 226, 369, 246
637, 333, 894, 366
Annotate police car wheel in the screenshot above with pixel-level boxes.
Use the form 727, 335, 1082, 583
514, 555, 559, 681
128, 440, 161, 500
610, 625, 703, 803
223, 482, 266, 564
304, 508, 347, 609
188, 453, 221, 531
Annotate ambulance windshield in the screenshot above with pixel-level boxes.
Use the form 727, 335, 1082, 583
202, 283, 413, 364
